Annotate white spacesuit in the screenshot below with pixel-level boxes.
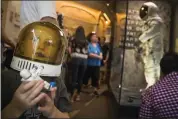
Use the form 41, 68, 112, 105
138, 2, 164, 89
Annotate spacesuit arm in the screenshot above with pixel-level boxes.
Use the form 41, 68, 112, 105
139, 20, 160, 43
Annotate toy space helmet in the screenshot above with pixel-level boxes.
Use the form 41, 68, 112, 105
11, 21, 68, 77
139, 2, 159, 20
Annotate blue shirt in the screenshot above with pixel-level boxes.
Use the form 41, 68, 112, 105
87, 43, 101, 66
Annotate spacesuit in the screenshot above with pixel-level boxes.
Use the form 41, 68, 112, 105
138, 2, 164, 89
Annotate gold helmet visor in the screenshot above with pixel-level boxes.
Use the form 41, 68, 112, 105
14, 21, 67, 65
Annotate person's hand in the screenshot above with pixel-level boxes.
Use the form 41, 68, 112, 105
9, 80, 45, 114
103, 60, 107, 64
10, 80, 45, 110
2, 80, 45, 119
98, 56, 102, 60
38, 87, 57, 118
98, 54, 103, 60
46, 87, 57, 102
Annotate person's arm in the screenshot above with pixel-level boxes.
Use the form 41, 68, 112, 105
88, 45, 102, 59
2, 29, 15, 48
89, 53, 100, 59
68, 41, 72, 55
50, 107, 69, 118
50, 88, 70, 119
98, 45, 103, 60
105, 45, 110, 62
2, 80, 45, 119
106, 52, 109, 61
68, 46, 72, 54
37, 1, 58, 26
99, 52, 103, 60
139, 20, 160, 43
2, 103, 24, 119
139, 89, 153, 119
104, 51, 109, 64
38, 78, 71, 118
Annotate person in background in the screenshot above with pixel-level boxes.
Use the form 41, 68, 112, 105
1, 9, 15, 70
99, 37, 109, 88
2, 1, 71, 119
20, 1, 58, 29
83, 32, 103, 95
139, 52, 178, 119
100, 37, 109, 66
97, 37, 101, 47
69, 26, 88, 102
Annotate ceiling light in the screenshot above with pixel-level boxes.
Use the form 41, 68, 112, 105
106, 3, 110, 6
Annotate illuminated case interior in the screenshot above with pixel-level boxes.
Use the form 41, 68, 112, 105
110, 0, 172, 107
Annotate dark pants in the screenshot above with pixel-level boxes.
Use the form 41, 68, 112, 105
71, 57, 87, 94
83, 66, 100, 88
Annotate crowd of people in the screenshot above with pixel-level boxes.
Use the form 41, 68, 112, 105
67, 26, 109, 102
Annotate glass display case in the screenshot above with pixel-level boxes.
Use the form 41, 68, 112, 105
110, 0, 172, 107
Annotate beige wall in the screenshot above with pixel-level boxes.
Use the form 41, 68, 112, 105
56, 1, 105, 36
2, 1, 110, 43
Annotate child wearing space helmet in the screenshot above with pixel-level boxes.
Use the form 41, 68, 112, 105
2, 21, 71, 119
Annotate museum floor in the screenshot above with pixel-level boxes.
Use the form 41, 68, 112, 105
70, 84, 139, 119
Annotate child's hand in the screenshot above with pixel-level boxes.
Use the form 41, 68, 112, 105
38, 87, 57, 118
9, 80, 45, 114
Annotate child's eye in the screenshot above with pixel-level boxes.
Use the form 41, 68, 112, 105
45, 40, 53, 46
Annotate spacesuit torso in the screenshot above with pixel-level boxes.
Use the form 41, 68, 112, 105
139, 19, 164, 69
